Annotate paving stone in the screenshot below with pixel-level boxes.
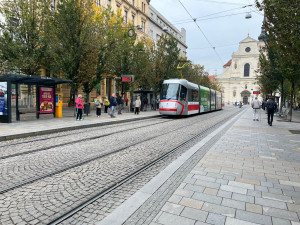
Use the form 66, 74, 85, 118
262, 192, 293, 203
220, 185, 247, 195
291, 222, 300, 225
225, 217, 260, 225
217, 190, 232, 199
255, 197, 287, 210
228, 181, 254, 190
174, 189, 194, 198
204, 188, 218, 196
236, 210, 272, 225
184, 183, 205, 193
247, 190, 261, 198
206, 213, 225, 225
195, 180, 221, 189
195, 221, 211, 225
161, 202, 184, 215
222, 198, 245, 210
235, 177, 260, 186
287, 203, 300, 212
180, 207, 208, 222
255, 185, 269, 193
232, 193, 254, 204
192, 192, 222, 205
246, 202, 262, 214
179, 197, 203, 210
193, 175, 217, 182
267, 187, 283, 195
263, 206, 299, 221
156, 212, 195, 225
272, 217, 292, 225
168, 195, 182, 204
201, 202, 235, 217
279, 180, 300, 188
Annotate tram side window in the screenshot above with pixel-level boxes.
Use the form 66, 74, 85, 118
180, 85, 187, 100
189, 89, 199, 102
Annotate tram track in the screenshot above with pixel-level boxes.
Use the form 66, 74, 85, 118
48, 109, 241, 225
0, 119, 170, 160
0, 111, 227, 195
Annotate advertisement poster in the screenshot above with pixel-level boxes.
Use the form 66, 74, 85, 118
0, 82, 7, 115
39, 87, 54, 114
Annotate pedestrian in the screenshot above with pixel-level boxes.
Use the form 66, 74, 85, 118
118, 95, 124, 115
124, 96, 128, 106
239, 101, 242, 108
109, 93, 117, 118
266, 97, 277, 126
151, 98, 156, 110
156, 97, 160, 110
75, 94, 84, 120
261, 100, 266, 110
143, 97, 148, 111
135, 96, 141, 115
104, 98, 110, 113
94, 95, 103, 118
251, 97, 260, 121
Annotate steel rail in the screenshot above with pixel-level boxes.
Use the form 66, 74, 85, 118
48, 111, 238, 225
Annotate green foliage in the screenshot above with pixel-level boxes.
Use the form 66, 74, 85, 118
0, 0, 49, 75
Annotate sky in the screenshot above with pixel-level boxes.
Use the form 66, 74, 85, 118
150, 0, 264, 76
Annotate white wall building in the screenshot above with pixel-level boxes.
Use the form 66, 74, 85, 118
148, 5, 187, 56
216, 33, 265, 105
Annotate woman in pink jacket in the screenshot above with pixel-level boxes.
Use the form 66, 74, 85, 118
76, 94, 84, 120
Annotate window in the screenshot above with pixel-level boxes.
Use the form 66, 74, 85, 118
180, 85, 187, 100
161, 83, 180, 100
132, 15, 135, 25
234, 63, 237, 69
245, 47, 251, 52
96, 0, 100, 6
132, 0, 134, 6
141, 21, 145, 32
107, 0, 111, 5
142, 2, 145, 12
188, 89, 199, 102
124, 11, 128, 23
244, 63, 250, 77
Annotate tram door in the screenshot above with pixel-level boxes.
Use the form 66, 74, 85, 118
179, 85, 187, 114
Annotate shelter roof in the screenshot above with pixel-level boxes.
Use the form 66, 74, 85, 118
0, 74, 72, 85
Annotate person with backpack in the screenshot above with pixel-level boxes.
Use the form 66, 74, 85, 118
266, 97, 277, 126
117, 95, 124, 115
109, 93, 117, 118
104, 98, 110, 113
94, 95, 103, 118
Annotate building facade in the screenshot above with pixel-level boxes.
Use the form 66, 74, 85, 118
148, 5, 187, 56
216, 35, 265, 105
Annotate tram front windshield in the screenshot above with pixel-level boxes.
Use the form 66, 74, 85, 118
161, 83, 179, 100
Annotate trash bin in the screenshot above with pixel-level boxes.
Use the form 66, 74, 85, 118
84, 103, 90, 115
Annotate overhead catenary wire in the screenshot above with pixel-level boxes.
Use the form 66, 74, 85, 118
178, 0, 224, 65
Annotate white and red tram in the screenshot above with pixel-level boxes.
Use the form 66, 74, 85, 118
159, 79, 222, 116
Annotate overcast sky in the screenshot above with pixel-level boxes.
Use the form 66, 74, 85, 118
150, 0, 264, 76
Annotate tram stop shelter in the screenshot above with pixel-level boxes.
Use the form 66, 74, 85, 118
133, 89, 156, 111
0, 74, 72, 123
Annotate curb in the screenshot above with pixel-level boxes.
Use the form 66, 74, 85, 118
0, 115, 161, 142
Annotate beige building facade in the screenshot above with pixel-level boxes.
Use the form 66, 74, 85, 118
216, 35, 265, 105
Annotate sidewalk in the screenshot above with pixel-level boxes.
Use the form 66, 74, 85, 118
100, 107, 300, 225
0, 109, 160, 141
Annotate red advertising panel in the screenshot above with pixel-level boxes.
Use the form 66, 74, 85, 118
39, 87, 54, 114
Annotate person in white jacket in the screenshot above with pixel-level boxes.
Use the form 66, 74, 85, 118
134, 96, 141, 115
251, 97, 261, 121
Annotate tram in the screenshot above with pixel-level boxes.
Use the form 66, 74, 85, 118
159, 79, 222, 116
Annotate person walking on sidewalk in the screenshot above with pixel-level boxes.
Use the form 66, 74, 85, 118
104, 98, 110, 113
266, 97, 277, 126
75, 94, 84, 120
135, 96, 141, 115
117, 95, 124, 115
109, 93, 117, 118
94, 95, 103, 118
251, 97, 261, 121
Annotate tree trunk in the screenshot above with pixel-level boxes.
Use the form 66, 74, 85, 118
288, 82, 294, 122
279, 79, 284, 116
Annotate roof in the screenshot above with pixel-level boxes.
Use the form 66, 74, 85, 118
223, 59, 232, 67
240, 36, 257, 43
208, 75, 216, 83
0, 74, 72, 85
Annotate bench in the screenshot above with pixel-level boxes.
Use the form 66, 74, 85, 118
18, 111, 40, 114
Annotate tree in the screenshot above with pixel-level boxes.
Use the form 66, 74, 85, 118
0, 0, 49, 75
256, 0, 300, 121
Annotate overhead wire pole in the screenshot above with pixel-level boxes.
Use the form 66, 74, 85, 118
178, 0, 224, 65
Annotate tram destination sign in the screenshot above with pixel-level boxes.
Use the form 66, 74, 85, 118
253, 91, 260, 94
121, 75, 134, 82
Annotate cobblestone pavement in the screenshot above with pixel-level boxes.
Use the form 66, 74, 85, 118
0, 107, 239, 224
100, 107, 300, 225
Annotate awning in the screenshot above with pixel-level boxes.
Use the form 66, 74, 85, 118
0, 74, 72, 85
